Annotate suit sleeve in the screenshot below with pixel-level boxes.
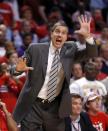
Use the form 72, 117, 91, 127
74, 41, 98, 62
23, 44, 33, 66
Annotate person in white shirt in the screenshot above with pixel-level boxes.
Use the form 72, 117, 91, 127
69, 62, 107, 99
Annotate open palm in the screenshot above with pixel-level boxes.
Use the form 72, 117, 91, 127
16, 58, 33, 72
75, 15, 91, 38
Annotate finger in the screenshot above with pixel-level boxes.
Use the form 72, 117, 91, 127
78, 16, 82, 24
26, 67, 34, 71
87, 17, 91, 24
84, 15, 87, 23
23, 58, 27, 64
81, 15, 84, 23
74, 30, 81, 34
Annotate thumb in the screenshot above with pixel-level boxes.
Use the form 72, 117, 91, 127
26, 67, 34, 71
74, 30, 81, 34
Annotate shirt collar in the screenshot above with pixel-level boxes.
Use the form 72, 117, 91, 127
50, 41, 61, 54
71, 115, 80, 123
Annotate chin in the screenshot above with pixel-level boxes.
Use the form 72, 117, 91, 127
55, 45, 62, 49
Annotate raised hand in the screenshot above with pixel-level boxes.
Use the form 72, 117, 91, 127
16, 58, 33, 72
75, 15, 92, 39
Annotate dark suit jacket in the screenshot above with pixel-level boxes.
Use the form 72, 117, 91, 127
13, 41, 98, 123
65, 112, 97, 131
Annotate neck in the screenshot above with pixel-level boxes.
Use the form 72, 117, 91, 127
88, 110, 98, 116
70, 114, 80, 121
86, 76, 95, 81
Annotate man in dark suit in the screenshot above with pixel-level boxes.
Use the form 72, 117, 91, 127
65, 94, 97, 131
13, 15, 97, 131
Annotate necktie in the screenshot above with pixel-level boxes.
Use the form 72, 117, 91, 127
47, 49, 60, 102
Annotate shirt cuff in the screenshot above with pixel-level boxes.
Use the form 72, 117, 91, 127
85, 37, 94, 45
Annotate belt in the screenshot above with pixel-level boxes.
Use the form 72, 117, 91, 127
36, 97, 50, 103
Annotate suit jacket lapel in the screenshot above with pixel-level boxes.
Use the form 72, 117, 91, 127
80, 117, 86, 131
60, 46, 72, 83
41, 43, 50, 77
60, 45, 66, 59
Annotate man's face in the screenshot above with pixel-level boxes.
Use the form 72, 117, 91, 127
9, 53, 18, 64
87, 97, 102, 113
24, 36, 32, 47
71, 98, 83, 116
85, 66, 99, 80
51, 25, 68, 49
94, 57, 103, 70
73, 64, 83, 79
102, 48, 108, 60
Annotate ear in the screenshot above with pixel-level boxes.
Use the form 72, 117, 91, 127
86, 103, 90, 108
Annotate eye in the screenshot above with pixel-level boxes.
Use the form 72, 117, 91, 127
55, 29, 60, 34
62, 31, 67, 35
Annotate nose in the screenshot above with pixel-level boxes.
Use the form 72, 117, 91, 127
57, 32, 63, 37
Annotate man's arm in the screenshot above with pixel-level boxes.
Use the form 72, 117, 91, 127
74, 40, 98, 62
73, 15, 98, 62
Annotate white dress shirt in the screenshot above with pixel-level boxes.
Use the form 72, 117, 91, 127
38, 42, 64, 99
71, 115, 81, 131
38, 38, 95, 99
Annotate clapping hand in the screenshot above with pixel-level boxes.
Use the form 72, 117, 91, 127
16, 58, 34, 72
75, 15, 92, 39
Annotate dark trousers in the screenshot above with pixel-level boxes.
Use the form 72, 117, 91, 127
21, 97, 65, 131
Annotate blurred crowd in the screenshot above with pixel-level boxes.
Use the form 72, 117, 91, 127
0, 0, 108, 130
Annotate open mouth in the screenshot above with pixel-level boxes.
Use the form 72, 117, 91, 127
56, 39, 62, 43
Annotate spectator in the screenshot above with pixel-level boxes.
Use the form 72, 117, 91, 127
13, 20, 38, 48
85, 92, 108, 131
100, 43, 108, 75
16, 32, 33, 57
20, 5, 48, 39
72, 2, 92, 23
91, 9, 106, 33
0, 24, 13, 41
0, 100, 18, 131
0, 63, 18, 130
6, 50, 26, 92
93, 56, 107, 80
65, 94, 97, 131
0, 63, 19, 113
71, 1, 94, 33
0, 1, 13, 27
69, 62, 107, 101
70, 62, 83, 84
0, 30, 15, 63
96, 27, 108, 45
90, 0, 107, 11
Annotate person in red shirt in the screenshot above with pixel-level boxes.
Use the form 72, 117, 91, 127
93, 56, 107, 80
0, 100, 18, 131
85, 92, 108, 131
0, 1, 13, 27
0, 62, 19, 131
0, 62, 19, 113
